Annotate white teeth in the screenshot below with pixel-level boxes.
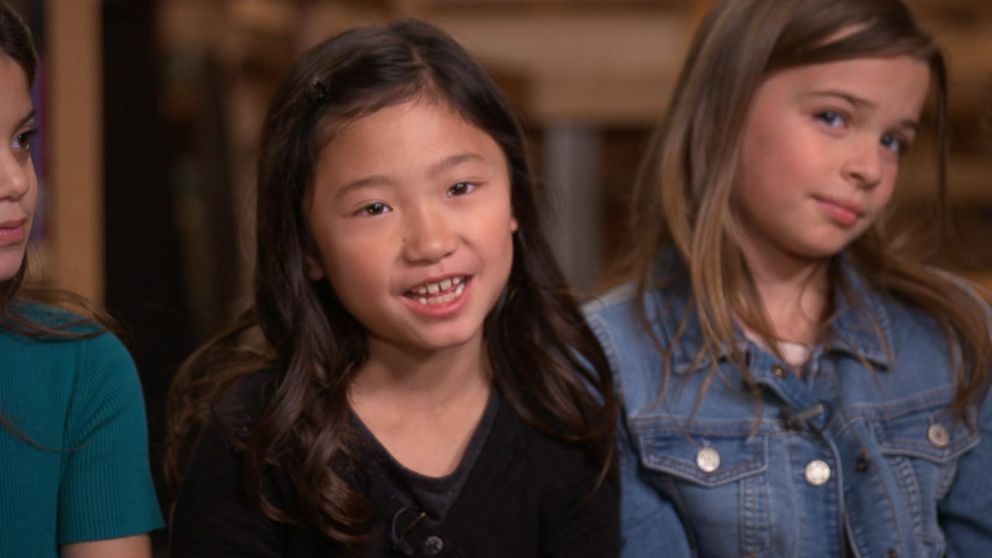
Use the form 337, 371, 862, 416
412, 280, 467, 306
408, 276, 468, 303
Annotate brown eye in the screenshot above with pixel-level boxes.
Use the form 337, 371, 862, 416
11, 129, 36, 152
360, 202, 390, 216
447, 182, 477, 197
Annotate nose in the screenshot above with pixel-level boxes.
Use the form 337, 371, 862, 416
0, 148, 32, 201
401, 204, 457, 263
841, 137, 883, 189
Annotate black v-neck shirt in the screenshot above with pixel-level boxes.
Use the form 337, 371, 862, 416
171, 372, 619, 558
355, 389, 500, 528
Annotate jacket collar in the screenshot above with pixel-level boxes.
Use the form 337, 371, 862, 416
649, 250, 893, 375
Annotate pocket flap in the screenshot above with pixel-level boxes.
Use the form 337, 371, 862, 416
875, 410, 979, 463
631, 419, 769, 487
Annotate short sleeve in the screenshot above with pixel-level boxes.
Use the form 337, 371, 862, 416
57, 332, 164, 543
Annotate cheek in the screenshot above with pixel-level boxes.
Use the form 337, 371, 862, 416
24, 166, 39, 217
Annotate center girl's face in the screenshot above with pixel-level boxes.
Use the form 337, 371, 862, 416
0, 55, 37, 282
733, 54, 931, 267
304, 99, 517, 358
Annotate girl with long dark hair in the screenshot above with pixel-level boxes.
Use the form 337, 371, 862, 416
167, 19, 618, 557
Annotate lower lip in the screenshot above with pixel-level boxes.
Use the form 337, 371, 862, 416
814, 198, 860, 228
0, 224, 26, 246
402, 280, 471, 319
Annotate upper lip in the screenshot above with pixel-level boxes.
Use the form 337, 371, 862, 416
0, 218, 26, 230
813, 195, 864, 216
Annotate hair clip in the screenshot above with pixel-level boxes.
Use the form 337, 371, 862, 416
308, 78, 329, 105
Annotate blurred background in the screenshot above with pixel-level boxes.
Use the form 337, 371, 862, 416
8, 0, 992, 553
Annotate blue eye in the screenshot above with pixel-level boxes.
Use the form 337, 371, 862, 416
358, 202, 391, 216
11, 129, 35, 152
815, 111, 847, 129
447, 182, 477, 197
880, 133, 908, 155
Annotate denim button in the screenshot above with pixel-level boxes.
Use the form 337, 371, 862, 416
424, 535, 444, 555
696, 447, 721, 473
804, 459, 831, 486
855, 455, 870, 473
927, 424, 949, 449
772, 365, 787, 379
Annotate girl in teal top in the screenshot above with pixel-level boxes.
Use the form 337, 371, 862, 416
0, 3, 163, 556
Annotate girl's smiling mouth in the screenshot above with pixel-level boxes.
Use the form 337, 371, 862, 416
403, 275, 471, 308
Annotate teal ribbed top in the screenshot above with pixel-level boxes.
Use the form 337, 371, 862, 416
0, 306, 163, 556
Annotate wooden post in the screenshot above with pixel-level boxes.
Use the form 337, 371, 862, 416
45, 0, 103, 302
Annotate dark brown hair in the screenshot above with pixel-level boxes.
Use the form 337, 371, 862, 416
624, 0, 990, 419
166, 19, 615, 543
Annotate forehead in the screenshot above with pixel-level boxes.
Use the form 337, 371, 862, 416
0, 55, 32, 122
760, 55, 931, 118
314, 98, 504, 179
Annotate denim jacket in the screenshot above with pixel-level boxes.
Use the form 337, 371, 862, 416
584, 256, 992, 557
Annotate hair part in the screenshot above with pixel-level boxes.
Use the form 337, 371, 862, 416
166, 18, 616, 544
624, 0, 989, 421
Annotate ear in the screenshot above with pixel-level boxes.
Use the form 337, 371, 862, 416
510, 215, 519, 233
304, 251, 326, 281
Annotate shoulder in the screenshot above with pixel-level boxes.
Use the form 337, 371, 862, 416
582, 280, 685, 400
583, 281, 642, 327
0, 305, 138, 425
582, 281, 656, 356
505, 404, 603, 482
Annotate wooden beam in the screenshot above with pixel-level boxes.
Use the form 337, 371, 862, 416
46, 0, 103, 302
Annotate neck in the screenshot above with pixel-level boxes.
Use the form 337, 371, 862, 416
350, 336, 491, 412
736, 235, 830, 345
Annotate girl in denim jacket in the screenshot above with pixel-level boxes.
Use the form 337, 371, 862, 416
585, 0, 992, 556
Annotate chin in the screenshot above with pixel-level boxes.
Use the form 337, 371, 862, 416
0, 259, 24, 282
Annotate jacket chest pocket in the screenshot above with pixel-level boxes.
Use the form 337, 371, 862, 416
631, 418, 772, 556
872, 408, 980, 547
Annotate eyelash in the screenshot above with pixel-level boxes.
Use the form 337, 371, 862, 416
815, 110, 848, 129
447, 182, 478, 197
814, 111, 910, 155
11, 128, 36, 152
357, 202, 391, 217
880, 133, 909, 154
352, 181, 480, 217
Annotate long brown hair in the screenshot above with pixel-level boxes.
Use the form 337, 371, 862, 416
624, 0, 990, 419
165, 19, 616, 543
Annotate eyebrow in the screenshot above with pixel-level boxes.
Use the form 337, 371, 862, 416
428, 152, 487, 177
17, 108, 36, 129
803, 90, 919, 132
334, 152, 488, 200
